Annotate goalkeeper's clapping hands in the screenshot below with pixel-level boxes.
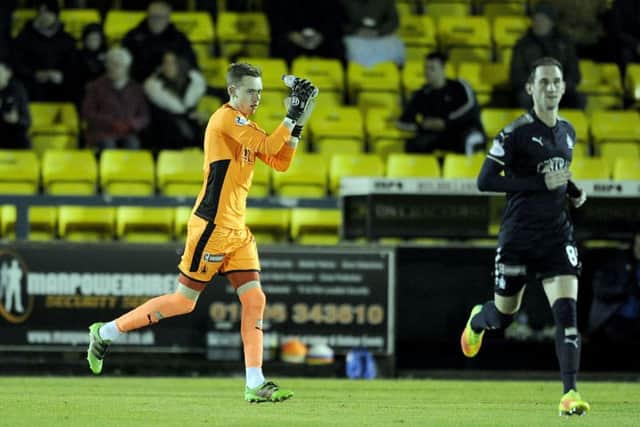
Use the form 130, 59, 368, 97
284, 78, 318, 138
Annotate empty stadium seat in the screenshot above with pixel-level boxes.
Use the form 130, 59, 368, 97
612, 158, 640, 181
217, 12, 270, 58
238, 57, 288, 93
41, 150, 97, 195
171, 11, 215, 46
599, 142, 640, 171
291, 57, 345, 103
245, 207, 291, 243
104, 11, 146, 44
371, 138, 406, 160
571, 157, 611, 180
386, 154, 440, 178
200, 57, 230, 92
1, 205, 56, 241
0, 150, 39, 194
58, 206, 116, 241
329, 154, 385, 195
590, 111, 640, 145
156, 149, 204, 197
356, 92, 402, 116
559, 109, 590, 145
197, 95, 222, 118
438, 16, 492, 63
29, 102, 79, 155
116, 207, 174, 243
480, 108, 522, 139
271, 153, 327, 198
442, 153, 485, 179
578, 61, 624, 111
398, 15, 437, 60
425, 1, 470, 22
309, 106, 364, 145
290, 208, 341, 245
347, 61, 400, 104
365, 108, 414, 146
314, 139, 364, 163
100, 149, 155, 196
174, 206, 192, 241
251, 160, 271, 197
252, 105, 286, 134
456, 62, 496, 106
492, 16, 529, 62
481, 1, 527, 18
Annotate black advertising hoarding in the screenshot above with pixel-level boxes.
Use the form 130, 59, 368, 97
0, 242, 394, 359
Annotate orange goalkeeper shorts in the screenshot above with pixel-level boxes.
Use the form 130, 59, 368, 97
178, 215, 260, 283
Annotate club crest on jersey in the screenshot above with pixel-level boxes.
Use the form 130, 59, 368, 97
235, 115, 249, 126
566, 134, 574, 150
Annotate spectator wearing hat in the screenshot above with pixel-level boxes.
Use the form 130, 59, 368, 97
510, 2, 585, 109
12, 0, 78, 102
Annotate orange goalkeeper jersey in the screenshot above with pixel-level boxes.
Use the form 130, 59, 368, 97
191, 103, 295, 228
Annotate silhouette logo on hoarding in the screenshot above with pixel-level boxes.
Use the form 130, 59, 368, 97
0, 251, 33, 324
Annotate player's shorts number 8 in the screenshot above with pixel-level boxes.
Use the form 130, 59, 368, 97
565, 245, 578, 267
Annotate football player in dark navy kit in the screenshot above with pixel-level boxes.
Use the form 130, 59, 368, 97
460, 57, 591, 416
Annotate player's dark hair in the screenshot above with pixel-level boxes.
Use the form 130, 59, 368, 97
527, 57, 563, 84
226, 63, 261, 87
426, 51, 448, 64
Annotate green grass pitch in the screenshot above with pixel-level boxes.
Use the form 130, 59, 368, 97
1, 377, 638, 426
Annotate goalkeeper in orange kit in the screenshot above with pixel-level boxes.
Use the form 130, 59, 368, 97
87, 63, 318, 403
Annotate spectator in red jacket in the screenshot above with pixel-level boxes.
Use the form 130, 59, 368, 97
82, 47, 150, 152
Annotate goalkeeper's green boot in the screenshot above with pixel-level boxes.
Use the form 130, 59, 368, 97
460, 305, 485, 358
244, 381, 293, 403
87, 322, 110, 375
558, 389, 591, 416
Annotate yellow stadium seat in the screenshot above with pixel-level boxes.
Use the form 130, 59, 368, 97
252, 105, 286, 134
357, 91, 402, 116
238, 57, 288, 93
612, 157, 640, 180
329, 154, 385, 195
290, 208, 341, 245
347, 61, 400, 103
104, 11, 146, 45
251, 160, 271, 197
174, 206, 192, 241
217, 12, 270, 58
481, 1, 527, 18
197, 95, 222, 118
171, 12, 215, 46
29, 103, 79, 155
599, 142, 640, 171
308, 106, 364, 144
156, 149, 203, 197
365, 108, 414, 145
10, 9, 35, 38
438, 16, 492, 63
572, 142, 589, 158
398, 15, 437, 60
401, 59, 456, 99
480, 108, 522, 139
59, 9, 102, 41
559, 109, 590, 145
386, 153, 440, 178
41, 150, 97, 195
245, 207, 290, 243
1, 205, 56, 241
200, 57, 230, 91
271, 153, 327, 198
578, 60, 624, 111
571, 157, 611, 180
624, 63, 640, 106
291, 57, 345, 101
315, 139, 364, 163
0, 150, 39, 194
100, 149, 155, 196
442, 153, 484, 179
492, 16, 529, 62
58, 206, 116, 241
456, 62, 494, 106
370, 138, 406, 160
425, 2, 470, 22
590, 111, 640, 145
116, 207, 174, 243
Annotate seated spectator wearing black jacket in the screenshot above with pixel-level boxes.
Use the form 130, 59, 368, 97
122, 1, 197, 83
396, 51, 485, 155
588, 231, 640, 344
0, 62, 31, 149
12, 0, 78, 102
510, 2, 585, 110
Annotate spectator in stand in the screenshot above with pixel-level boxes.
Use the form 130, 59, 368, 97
82, 47, 150, 152
0, 62, 31, 149
510, 2, 585, 110
0, 0, 17, 62
122, 1, 197, 83
266, 0, 345, 65
339, 0, 405, 67
554, 0, 610, 62
608, 0, 640, 77
12, 0, 78, 102
78, 23, 107, 91
396, 51, 485, 155
143, 51, 206, 152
